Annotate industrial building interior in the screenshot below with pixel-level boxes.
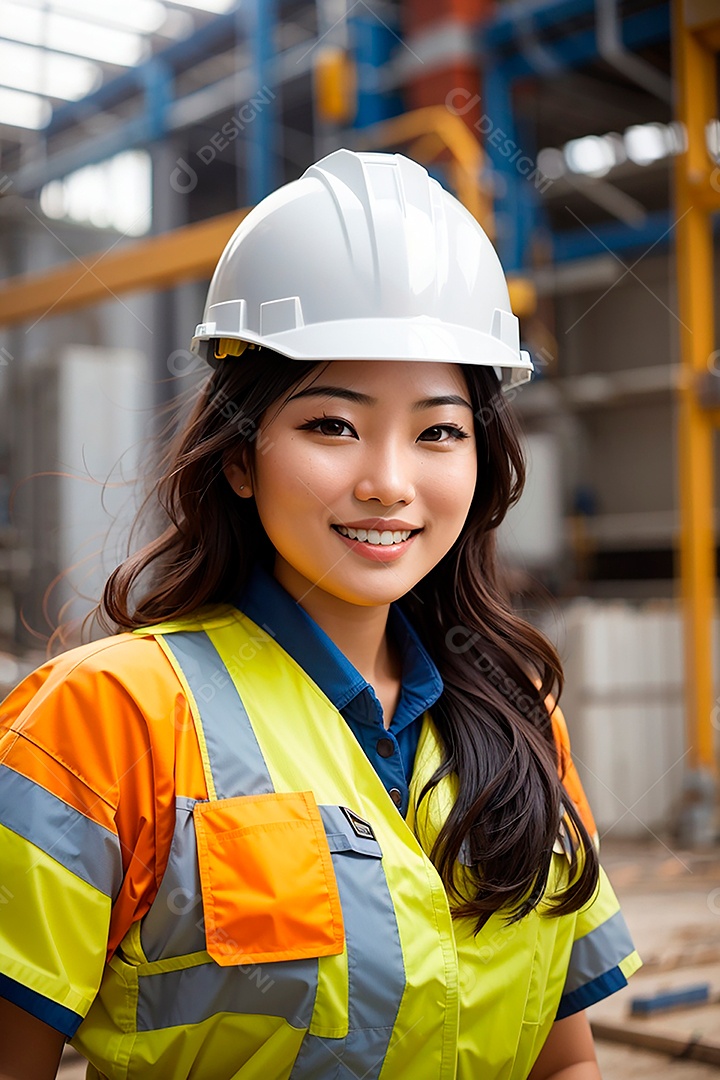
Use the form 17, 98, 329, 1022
0, 0, 719, 1074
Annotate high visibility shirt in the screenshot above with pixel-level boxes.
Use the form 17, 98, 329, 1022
0, 598, 640, 1077
234, 562, 445, 813
237, 564, 598, 849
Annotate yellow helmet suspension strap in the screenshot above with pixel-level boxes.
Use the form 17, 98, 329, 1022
213, 339, 259, 360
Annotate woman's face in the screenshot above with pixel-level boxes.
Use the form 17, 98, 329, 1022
226, 360, 478, 608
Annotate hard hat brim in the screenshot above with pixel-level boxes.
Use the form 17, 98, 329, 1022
192, 316, 533, 390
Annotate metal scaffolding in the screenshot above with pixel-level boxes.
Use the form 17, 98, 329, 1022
673, 0, 720, 843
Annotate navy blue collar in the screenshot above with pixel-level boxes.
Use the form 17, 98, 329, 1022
233, 562, 443, 732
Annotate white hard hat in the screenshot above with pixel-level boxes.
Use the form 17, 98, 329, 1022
192, 149, 534, 393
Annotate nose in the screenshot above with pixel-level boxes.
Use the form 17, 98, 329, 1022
353, 438, 417, 507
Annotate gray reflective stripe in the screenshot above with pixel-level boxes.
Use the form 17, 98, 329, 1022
141, 798, 205, 961
0, 762, 122, 898
162, 631, 274, 799
289, 806, 405, 1079
136, 955, 318, 1031
564, 909, 635, 993
145, 632, 319, 1037
150, 628, 406, 1078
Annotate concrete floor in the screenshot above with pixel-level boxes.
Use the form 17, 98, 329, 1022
596, 1042, 720, 1078
589, 838, 720, 1078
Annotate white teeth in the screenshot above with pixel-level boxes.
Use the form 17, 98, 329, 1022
335, 525, 413, 545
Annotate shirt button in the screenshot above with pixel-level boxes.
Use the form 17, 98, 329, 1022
377, 737, 395, 758
389, 787, 403, 807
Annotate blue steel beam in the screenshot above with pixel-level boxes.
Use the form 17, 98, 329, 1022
47, 11, 240, 136
483, 5, 670, 80
482, 60, 554, 271
351, 7, 404, 129
482, 62, 531, 271
479, 0, 670, 269
481, 0, 596, 46
12, 16, 313, 194
552, 209, 672, 261
242, 0, 278, 202
15, 117, 155, 194
143, 59, 173, 142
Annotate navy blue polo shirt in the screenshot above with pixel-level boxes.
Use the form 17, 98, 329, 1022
234, 563, 444, 815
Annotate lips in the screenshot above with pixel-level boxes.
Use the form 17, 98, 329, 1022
331, 524, 421, 562
334, 519, 422, 531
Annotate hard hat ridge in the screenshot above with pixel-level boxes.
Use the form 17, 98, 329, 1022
192, 149, 534, 393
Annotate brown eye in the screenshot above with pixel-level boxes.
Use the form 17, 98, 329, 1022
298, 416, 357, 438
419, 425, 470, 443
317, 419, 348, 436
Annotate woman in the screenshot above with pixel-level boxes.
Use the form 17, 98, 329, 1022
0, 150, 640, 1080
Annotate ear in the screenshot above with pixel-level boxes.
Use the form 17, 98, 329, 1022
223, 459, 253, 498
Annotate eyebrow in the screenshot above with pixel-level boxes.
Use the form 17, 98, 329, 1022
286, 385, 473, 412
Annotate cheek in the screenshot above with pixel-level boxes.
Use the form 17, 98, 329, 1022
426, 453, 477, 517
252, 437, 347, 522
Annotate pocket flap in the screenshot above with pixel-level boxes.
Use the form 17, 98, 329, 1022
324, 832, 384, 857
320, 805, 383, 858
194, 790, 345, 967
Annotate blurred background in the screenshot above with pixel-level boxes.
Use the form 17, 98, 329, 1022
0, 0, 718, 1072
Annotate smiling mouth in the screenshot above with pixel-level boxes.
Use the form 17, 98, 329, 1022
331, 525, 422, 546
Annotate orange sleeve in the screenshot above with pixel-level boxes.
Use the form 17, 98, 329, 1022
0, 634, 206, 957
548, 702, 597, 841
531, 679, 597, 841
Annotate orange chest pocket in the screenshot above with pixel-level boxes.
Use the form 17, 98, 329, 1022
193, 790, 345, 967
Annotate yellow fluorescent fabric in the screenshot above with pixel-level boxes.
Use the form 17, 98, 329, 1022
208, 616, 461, 1079
0, 606, 640, 1080
102, 1014, 305, 1080
408, 712, 642, 1080
308, 951, 349, 1039
620, 952, 643, 978
0, 822, 111, 1016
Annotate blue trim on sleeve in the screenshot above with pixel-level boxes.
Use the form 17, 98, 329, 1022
0, 972, 82, 1037
556, 965, 628, 1020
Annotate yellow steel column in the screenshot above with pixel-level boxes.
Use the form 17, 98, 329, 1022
673, 0, 719, 842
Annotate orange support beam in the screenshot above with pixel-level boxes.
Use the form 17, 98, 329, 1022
0, 209, 248, 328
673, 0, 720, 839
354, 105, 492, 233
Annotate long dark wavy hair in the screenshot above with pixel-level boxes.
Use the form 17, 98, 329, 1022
101, 347, 599, 930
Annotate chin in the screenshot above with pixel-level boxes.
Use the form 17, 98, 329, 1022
324, 575, 417, 608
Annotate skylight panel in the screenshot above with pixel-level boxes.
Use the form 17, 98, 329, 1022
0, 40, 101, 100
40, 150, 152, 235
0, 1, 149, 65
23, 0, 169, 34
163, 0, 237, 13
0, 86, 52, 129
